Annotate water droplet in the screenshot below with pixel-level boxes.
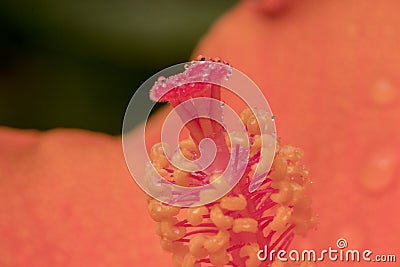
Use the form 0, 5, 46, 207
271, 115, 275, 121
184, 64, 189, 70
157, 76, 167, 88
360, 149, 397, 193
220, 102, 225, 108
347, 24, 358, 39
369, 79, 397, 106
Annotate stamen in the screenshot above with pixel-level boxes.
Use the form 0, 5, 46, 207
146, 57, 316, 267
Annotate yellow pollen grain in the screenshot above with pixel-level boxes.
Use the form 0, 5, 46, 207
186, 206, 208, 226
270, 157, 288, 181
188, 235, 208, 259
269, 205, 292, 231
220, 194, 247, 211
179, 138, 200, 159
147, 199, 180, 222
287, 181, 305, 206
270, 181, 293, 204
160, 238, 185, 253
150, 143, 170, 167
204, 230, 230, 253
159, 219, 186, 241
239, 243, 261, 267
233, 218, 258, 233
173, 168, 190, 186
210, 205, 233, 230
240, 107, 254, 125
172, 246, 189, 267
182, 253, 200, 267
279, 145, 304, 162
210, 249, 230, 266
247, 116, 262, 135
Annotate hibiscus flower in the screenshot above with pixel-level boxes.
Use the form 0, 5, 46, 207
1, 1, 399, 266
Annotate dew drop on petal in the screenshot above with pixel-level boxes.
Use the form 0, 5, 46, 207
369, 79, 398, 106
347, 24, 359, 40
157, 76, 167, 88
360, 148, 398, 193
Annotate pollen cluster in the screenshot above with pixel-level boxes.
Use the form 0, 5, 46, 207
146, 107, 317, 267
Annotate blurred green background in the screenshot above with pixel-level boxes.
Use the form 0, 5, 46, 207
0, 0, 237, 134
